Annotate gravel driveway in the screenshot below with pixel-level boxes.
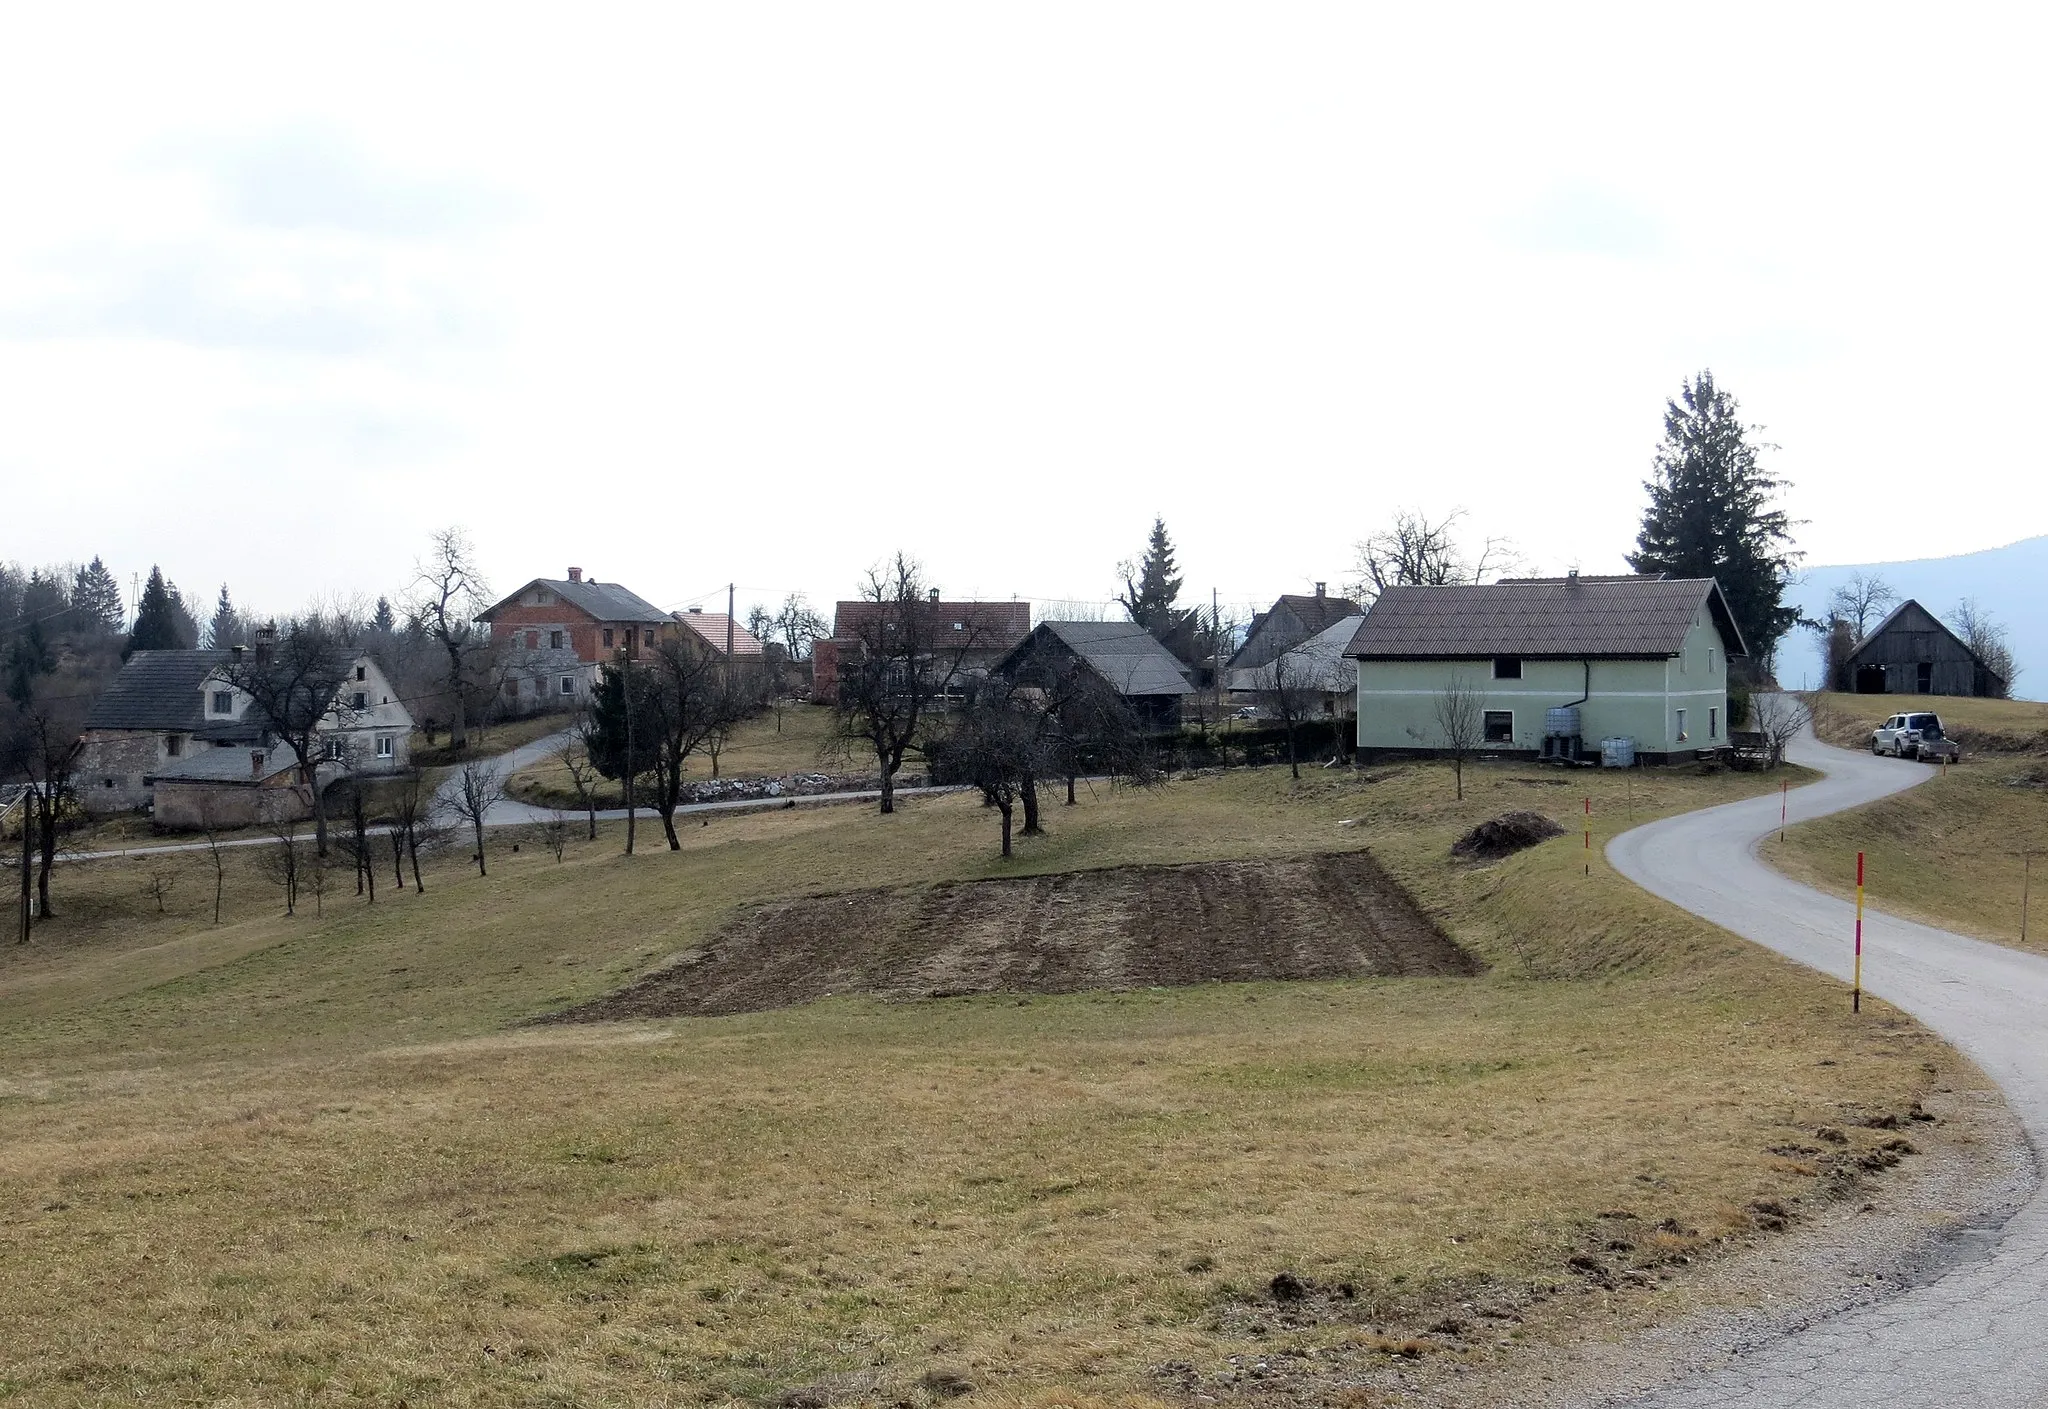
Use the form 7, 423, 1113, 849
1606, 714, 2048, 1407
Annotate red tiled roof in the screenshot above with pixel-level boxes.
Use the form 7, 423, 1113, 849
677, 611, 766, 656
830, 600, 1031, 646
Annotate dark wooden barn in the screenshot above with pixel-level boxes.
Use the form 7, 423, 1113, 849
1844, 599, 2005, 697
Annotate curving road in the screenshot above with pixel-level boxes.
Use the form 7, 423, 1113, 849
1607, 724, 2048, 1407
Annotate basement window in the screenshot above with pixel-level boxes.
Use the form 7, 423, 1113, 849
1483, 711, 1514, 743
1492, 657, 1522, 680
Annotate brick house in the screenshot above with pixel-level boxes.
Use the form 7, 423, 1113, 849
811, 598, 1032, 702
676, 607, 767, 659
477, 567, 679, 713
76, 647, 415, 818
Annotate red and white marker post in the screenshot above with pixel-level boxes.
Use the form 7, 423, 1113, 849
1853, 850, 1865, 1013
1584, 797, 1591, 877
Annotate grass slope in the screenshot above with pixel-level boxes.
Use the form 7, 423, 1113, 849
0, 760, 1961, 1407
1773, 693, 2048, 945
509, 704, 841, 809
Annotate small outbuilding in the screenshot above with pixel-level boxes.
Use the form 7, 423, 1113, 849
1843, 599, 2005, 697
995, 621, 1195, 731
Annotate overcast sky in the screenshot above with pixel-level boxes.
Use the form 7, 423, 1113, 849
3, 6, 2042, 626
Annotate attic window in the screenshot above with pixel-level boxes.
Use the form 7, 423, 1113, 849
355, 665, 366, 682
1492, 656, 1522, 680
211, 690, 233, 714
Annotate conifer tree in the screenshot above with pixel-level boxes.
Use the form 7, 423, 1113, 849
127, 566, 197, 655
371, 596, 396, 634
69, 557, 124, 636
208, 584, 244, 649
1628, 372, 1801, 668
1118, 517, 1189, 638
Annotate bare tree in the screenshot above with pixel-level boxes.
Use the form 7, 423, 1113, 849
831, 554, 983, 815
255, 817, 305, 915
556, 734, 603, 841
1752, 692, 1812, 766
405, 527, 493, 753
219, 617, 358, 857
1349, 509, 1516, 607
1258, 648, 1319, 782
640, 636, 748, 849
773, 594, 829, 661
927, 679, 1045, 858
532, 810, 571, 862
386, 771, 441, 893
142, 865, 179, 914
1430, 675, 1485, 800
1827, 572, 1897, 639
196, 797, 230, 924
451, 760, 505, 876
0, 645, 92, 928
340, 785, 377, 902
1947, 599, 2019, 697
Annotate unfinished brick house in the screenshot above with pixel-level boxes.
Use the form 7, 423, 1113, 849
477, 568, 679, 713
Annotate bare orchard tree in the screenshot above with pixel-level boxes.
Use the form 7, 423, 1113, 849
1430, 674, 1485, 801
386, 771, 442, 893
255, 817, 305, 915
220, 616, 359, 857
0, 647, 92, 929
1258, 647, 1320, 783
556, 732, 604, 841
1827, 571, 1897, 639
1947, 599, 2019, 697
702, 660, 772, 779
1752, 692, 1812, 766
1349, 508, 1517, 608
831, 553, 984, 815
142, 864, 179, 914
340, 785, 377, 902
196, 796, 231, 924
405, 527, 493, 753
995, 649, 1159, 828
773, 593, 829, 661
926, 678, 1046, 859
638, 635, 746, 849
531, 810, 571, 862
451, 760, 505, 877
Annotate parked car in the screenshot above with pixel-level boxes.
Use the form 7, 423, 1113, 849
1871, 711, 1959, 762
1232, 705, 1264, 720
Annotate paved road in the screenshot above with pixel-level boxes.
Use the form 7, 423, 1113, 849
1607, 724, 2048, 1407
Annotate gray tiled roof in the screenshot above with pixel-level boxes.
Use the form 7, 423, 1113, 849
1344, 578, 1746, 659
483, 577, 672, 625
154, 744, 300, 784
1029, 622, 1195, 696
82, 650, 227, 731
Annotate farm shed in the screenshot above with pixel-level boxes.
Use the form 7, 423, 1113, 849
1843, 599, 2006, 697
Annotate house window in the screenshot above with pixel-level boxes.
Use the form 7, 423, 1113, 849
602, 628, 615, 648
165, 735, 183, 757
211, 690, 233, 714
643, 628, 655, 647
324, 738, 346, 761
550, 630, 564, 650
355, 665, 366, 682
1492, 657, 1522, 680
1709, 706, 1719, 739
560, 675, 575, 696
351, 692, 367, 711
1707, 647, 1716, 673
1675, 708, 1689, 743
1483, 710, 1514, 743
376, 735, 394, 760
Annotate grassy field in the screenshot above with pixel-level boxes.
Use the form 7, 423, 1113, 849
0, 759, 1965, 1407
1771, 692, 2048, 945
509, 703, 841, 809
413, 712, 572, 770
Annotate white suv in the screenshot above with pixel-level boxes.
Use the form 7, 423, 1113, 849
1871, 711, 1953, 761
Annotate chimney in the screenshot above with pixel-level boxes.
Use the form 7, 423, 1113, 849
688, 605, 703, 614
928, 589, 940, 604
253, 624, 276, 666
1314, 581, 1326, 599
231, 644, 245, 662
567, 566, 582, 583
250, 749, 265, 779
1566, 568, 1580, 585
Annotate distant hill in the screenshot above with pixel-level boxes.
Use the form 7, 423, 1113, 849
1775, 536, 2047, 700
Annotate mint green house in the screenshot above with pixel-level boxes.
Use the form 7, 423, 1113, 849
1342, 574, 1746, 764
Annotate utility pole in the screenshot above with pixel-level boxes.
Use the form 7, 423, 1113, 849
17, 788, 32, 944
727, 582, 735, 660
1212, 588, 1221, 722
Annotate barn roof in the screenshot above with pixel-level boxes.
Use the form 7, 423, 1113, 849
1007, 621, 1195, 696
1344, 576, 1746, 660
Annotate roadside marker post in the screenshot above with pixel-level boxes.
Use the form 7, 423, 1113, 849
1854, 851, 1865, 1014
2025, 852, 2034, 945
1780, 781, 1788, 842
1584, 798, 1591, 877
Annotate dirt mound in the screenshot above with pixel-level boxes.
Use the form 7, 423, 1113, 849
1451, 811, 1566, 862
544, 851, 1480, 1022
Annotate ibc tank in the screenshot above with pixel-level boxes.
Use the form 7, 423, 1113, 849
1543, 705, 1582, 737
1600, 737, 1636, 767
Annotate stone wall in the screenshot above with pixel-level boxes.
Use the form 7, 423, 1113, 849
75, 730, 165, 814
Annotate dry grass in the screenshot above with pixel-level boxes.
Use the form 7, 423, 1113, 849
0, 759, 1962, 1407
510, 703, 842, 809
1807, 690, 2048, 755
412, 711, 572, 770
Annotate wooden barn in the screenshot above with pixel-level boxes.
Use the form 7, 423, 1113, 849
1844, 599, 2005, 697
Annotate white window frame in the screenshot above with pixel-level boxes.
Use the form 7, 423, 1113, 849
1482, 709, 1514, 743
375, 735, 394, 760
1675, 707, 1689, 744
559, 675, 576, 696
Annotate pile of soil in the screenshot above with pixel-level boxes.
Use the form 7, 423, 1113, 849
1451, 811, 1567, 862
544, 850, 1481, 1022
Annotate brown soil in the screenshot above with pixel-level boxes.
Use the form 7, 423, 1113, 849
544, 850, 1480, 1022
1452, 810, 1568, 861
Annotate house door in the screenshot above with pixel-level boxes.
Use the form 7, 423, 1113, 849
1916, 662, 1933, 694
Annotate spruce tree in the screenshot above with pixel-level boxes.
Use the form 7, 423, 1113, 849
128, 566, 197, 655
1118, 517, 1189, 637
208, 584, 242, 649
372, 596, 396, 634
1627, 372, 1801, 669
581, 662, 660, 781
70, 557, 124, 636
